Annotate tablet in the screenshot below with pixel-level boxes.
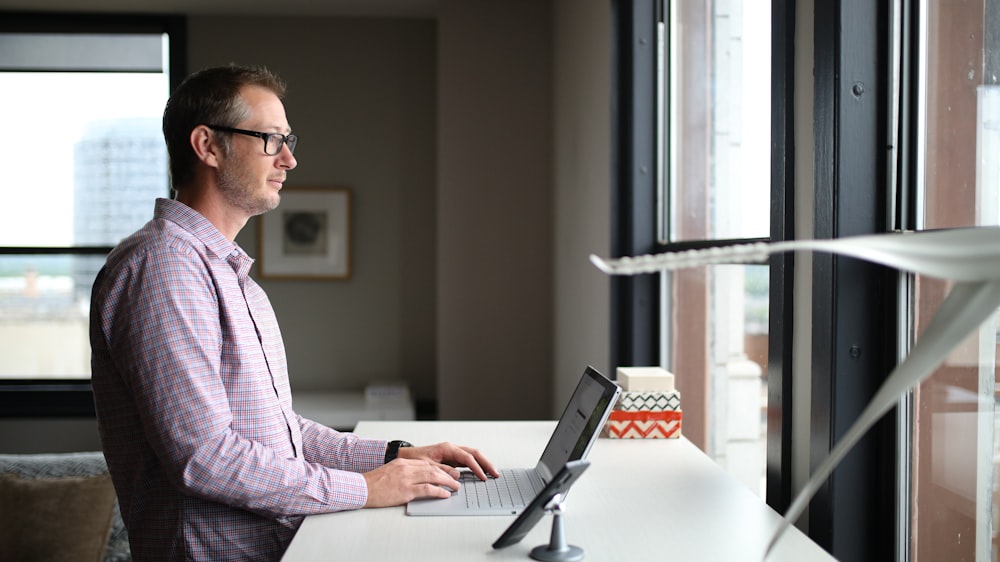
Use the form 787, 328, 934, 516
491, 459, 591, 550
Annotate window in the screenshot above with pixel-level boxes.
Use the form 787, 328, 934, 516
0, 13, 184, 415
662, 0, 772, 497
620, 0, 1000, 558
612, 0, 773, 498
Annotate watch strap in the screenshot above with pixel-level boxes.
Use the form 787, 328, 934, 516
384, 440, 413, 464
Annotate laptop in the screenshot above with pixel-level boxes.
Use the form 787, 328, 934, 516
405, 365, 621, 516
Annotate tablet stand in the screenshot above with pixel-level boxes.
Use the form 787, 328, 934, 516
529, 501, 585, 562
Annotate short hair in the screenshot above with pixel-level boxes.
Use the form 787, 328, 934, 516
162, 64, 287, 190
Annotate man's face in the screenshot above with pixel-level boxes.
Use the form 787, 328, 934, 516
216, 85, 297, 217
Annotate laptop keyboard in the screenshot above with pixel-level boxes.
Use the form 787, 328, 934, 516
460, 469, 538, 509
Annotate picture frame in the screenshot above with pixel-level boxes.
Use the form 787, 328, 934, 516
258, 186, 351, 280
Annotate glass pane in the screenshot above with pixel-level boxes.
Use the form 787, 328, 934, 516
661, 0, 771, 496
667, 263, 769, 496
0, 72, 168, 247
910, 0, 1000, 558
0, 254, 98, 379
666, 0, 771, 243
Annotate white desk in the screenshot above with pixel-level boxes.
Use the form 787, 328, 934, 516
282, 421, 835, 562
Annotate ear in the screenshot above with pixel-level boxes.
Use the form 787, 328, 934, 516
190, 124, 221, 169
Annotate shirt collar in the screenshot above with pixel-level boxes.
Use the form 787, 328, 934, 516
153, 198, 255, 278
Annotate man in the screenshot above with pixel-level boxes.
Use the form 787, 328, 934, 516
90, 65, 498, 561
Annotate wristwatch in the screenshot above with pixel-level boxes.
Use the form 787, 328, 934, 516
384, 440, 413, 464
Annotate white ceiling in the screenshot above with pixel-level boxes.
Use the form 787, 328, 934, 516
0, 0, 438, 18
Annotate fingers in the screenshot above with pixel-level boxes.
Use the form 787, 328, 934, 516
427, 465, 462, 493
405, 461, 461, 494
387, 441, 500, 486
418, 481, 455, 500
449, 445, 500, 481
410, 443, 500, 481
435, 463, 462, 480
472, 448, 500, 479
408, 464, 459, 499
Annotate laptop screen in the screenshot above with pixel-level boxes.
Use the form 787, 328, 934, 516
535, 366, 621, 481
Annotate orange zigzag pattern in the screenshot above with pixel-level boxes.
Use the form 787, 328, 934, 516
607, 419, 681, 439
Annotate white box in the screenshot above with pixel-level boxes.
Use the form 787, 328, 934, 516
616, 366, 675, 392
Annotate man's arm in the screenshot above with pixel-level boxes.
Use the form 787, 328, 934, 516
297, 415, 386, 472
296, 413, 502, 508
297, 416, 499, 506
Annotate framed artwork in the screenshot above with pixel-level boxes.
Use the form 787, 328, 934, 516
258, 186, 351, 280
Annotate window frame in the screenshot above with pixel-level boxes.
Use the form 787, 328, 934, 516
0, 11, 186, 417
809, 1, 898, 558
767, 0, 797, 516
610, 0, 660, 372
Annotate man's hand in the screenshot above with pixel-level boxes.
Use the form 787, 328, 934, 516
362, 442, 500, 508
362, 458, 461, 507
397, 442, 500, 482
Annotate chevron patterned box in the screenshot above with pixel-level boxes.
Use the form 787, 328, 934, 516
604, 410, 682, 439
617, 390, 681, 412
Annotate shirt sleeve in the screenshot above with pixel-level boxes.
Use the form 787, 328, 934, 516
100, 244, 371, 518
298, 416, 388, 471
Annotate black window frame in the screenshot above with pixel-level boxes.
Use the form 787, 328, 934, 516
809, 2, 898, 559
0, 12, 186, 418
610, 0, 659, 372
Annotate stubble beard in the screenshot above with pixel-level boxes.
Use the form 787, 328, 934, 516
217, 159, 280, 217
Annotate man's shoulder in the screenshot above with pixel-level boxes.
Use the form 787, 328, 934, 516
99, 220, 214, 290
112, 218, 204, 260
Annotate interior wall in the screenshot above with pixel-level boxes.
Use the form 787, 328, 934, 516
187, 16, 439, 402
551, 0, 612, 412
436, 0, 555, 419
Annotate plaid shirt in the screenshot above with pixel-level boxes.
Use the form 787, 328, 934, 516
91, 198, 388, 561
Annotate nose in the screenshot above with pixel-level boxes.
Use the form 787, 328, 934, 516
276, 143, 297, 170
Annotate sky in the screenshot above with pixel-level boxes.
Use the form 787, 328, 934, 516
0, 72, 167, 246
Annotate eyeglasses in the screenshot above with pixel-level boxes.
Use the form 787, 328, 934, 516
205, 124, 298, 156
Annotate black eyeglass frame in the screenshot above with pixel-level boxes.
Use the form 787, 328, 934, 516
205, 124, 298, 155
